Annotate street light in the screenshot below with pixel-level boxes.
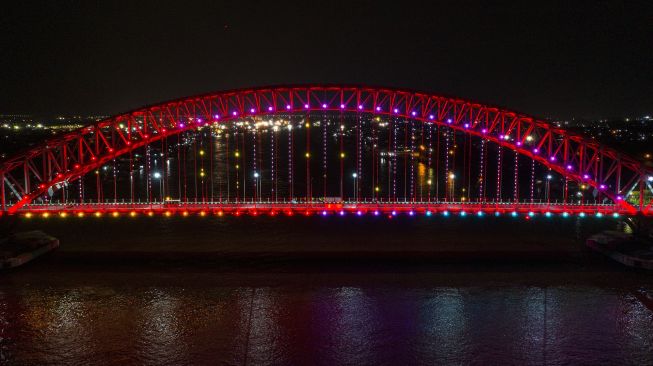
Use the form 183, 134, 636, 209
352, 173, 358, 202
153, 172, 163, 201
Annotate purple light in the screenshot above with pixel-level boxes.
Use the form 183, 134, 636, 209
232, 111, 238, 116
374, 210, 380, 216
391, 210, 397, 216
447, 118, 452, 124
409, 210, 415, 216
583, 174, 590, 179
268, 106, 273, 111
376, 106, 381, 111
393, 108, 399, 113
197, 118, 203, 123
599, 184, 606, 190
304, 104, 309, 109
250, 108, 255, 113
339, 210, 345, 216
533, 148, 539, 154
481, 128, 487, 133
286, 105, 292, 110
411, 111, 416, 116
616, 195, 623, 201
340, 104, 345, 109
550, 156, 556, 161
499, 134, 504, 139
178, 123, 185, 128
464, 123, 470, 128
429, 115, 434, 120
213, 114, 220, 120
358, 105, 363, 110
566, 164, 573, 170
516, 141, 522, 146
322, 103, 327, 108
322, 210, 328, 216
356, 210, 363, 216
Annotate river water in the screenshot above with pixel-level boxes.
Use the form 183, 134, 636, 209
1, 218, 652, 365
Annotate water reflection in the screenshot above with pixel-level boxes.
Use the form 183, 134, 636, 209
0, 280, 651, 365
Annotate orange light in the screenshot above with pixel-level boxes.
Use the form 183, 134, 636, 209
42, 212, 50, 219
24, 212, 33, 219
147, 211, 154, 217
164, 211, 172, 217
182, 211, 189, 217
130, 211, 137, 217
77, 212, 85, 218
59, 212, 68, 218
199, 211, 206, 217
94, 212, 102, 217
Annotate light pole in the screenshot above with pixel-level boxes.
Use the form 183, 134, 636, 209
546, 174, 552, 203
153, 172, 163, 202
253, 171, 260, 202
352, 172, 358, 202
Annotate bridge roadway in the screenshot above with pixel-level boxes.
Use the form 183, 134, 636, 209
11, 201, 629, 217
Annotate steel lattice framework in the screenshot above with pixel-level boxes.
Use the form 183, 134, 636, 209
1, 85, 652, 215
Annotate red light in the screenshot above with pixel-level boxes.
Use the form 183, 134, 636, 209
74, 164, 81, 169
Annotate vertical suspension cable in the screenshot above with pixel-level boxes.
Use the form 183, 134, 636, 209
513, 150, 519, 202
288, 122, 293, 200
530, 158, 535, 203
444, 127, 450, 201
496, 145, 502, 202
323, 111, 327, 200
427, 122, 432, 202
410, 120, 415, 202
478, 139, 485, 202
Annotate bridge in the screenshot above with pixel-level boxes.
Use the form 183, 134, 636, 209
1, 85, 652, 219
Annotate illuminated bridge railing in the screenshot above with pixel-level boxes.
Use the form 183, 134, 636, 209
17, 201, 625, 218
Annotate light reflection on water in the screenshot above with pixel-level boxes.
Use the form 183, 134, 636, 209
1, 281, 652, 365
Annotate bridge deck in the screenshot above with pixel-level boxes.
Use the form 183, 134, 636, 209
7, 201, 637, 217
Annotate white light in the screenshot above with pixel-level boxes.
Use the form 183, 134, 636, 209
648, 176, 653, 182
153, 172, 161, 179
253, 172, 259, 178
547, 174, 553, 180
352, 173, 357, 178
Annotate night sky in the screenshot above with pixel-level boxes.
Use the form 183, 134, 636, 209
1, 1, 651, 118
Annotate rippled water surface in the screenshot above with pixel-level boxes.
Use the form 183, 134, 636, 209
1, 272, 652, 365
1, 218, 653, 365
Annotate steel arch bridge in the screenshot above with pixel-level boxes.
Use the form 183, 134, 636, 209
1, 85, 652, 218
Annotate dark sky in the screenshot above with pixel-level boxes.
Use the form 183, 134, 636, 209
1, 0, 651, 119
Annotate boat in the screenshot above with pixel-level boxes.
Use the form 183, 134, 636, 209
0, 231, 59, 269
586, 231, 653, 270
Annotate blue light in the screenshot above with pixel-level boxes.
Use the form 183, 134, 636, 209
494, 211, 501, 217
545, 212, 552, 218
442, 210, 450, 217
562, 212, 570, 218
528, 211, 535, 217
579, 212, 586, 218
477, 211, 484, 217
357, 210, 363, 216
460, 211, 467, 217
409, 210, 415, 216
596, 212, 603, 218
391, 210, 397, 216
425, 210, 432, 216
612, 212, 619, 218
511, 211, 518, 217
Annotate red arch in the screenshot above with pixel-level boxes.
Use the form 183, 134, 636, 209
1, 85, 651, 214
